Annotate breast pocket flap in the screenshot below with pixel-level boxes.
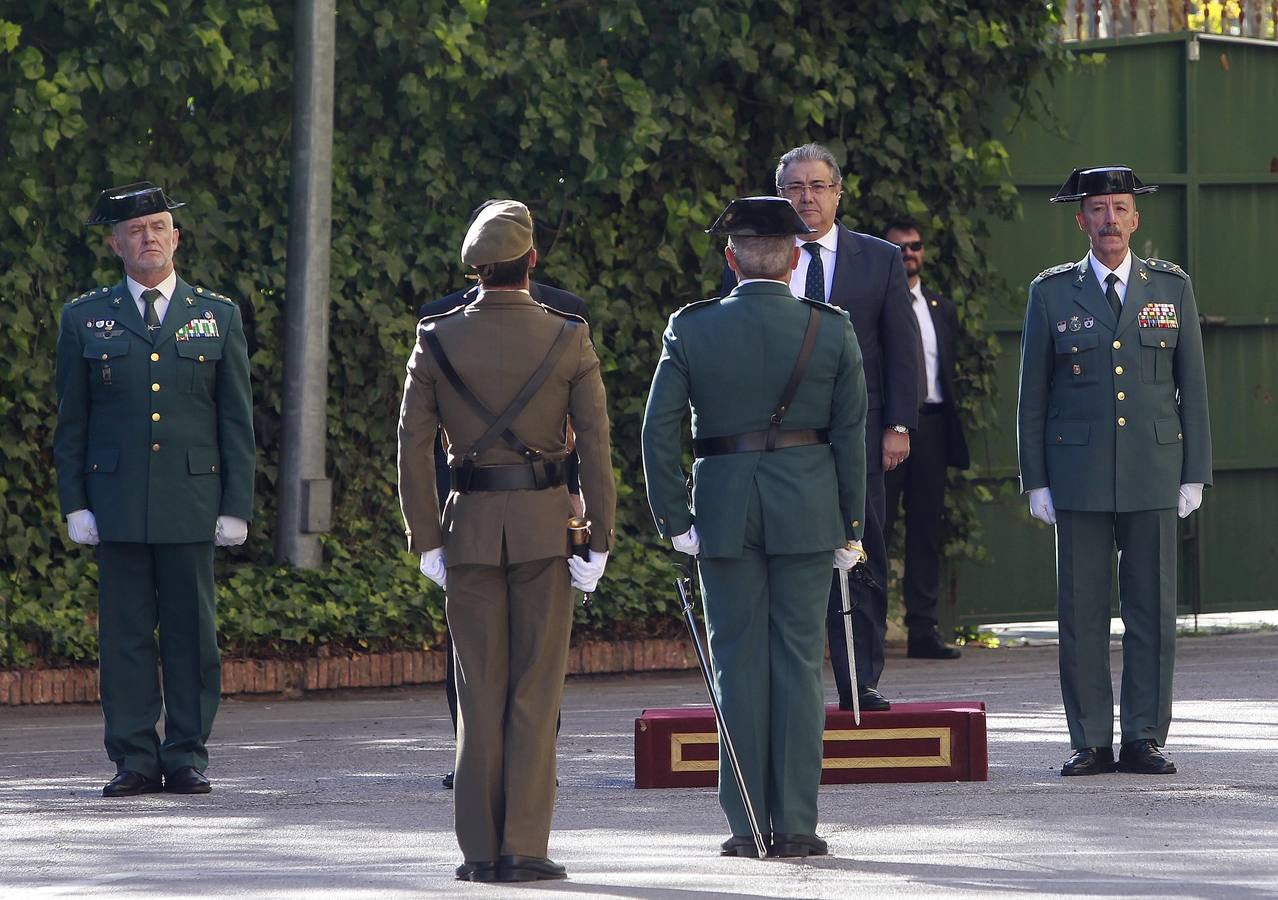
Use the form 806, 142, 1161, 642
187, 446, 221, 474
83, 340, 130, 360
1154, 417, 1184, 445
1138, 328, 1179, 349
176, 342, 224, 361
1054, 333, 1099, 353
1050, 421, 1090, 446
83, 446, 120, 473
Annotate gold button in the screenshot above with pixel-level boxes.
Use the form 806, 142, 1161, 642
1117, 391, 1126, 400
151, 383, 160, 392
100, 353, 109, 360
198, 354, 206, 363
1112, 340, 1121, 350
1056, 435, 1063, 443
91, 464, 98, 471
1114, 365, 1124, 375
211, 464, 217, 472
151, 442, 161, 452
1160, 340, 1167, 348
150, 352, 160, 362
1118, 417, 1126, 426
852, 519, 861, 529
1178, 432, 1183, 440
1071, 345, 1078, 353
151, 412, 161, 422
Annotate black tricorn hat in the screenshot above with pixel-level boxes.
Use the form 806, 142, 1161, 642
706, 196, 816, 236
85, 181, 186, 225
1049, 166, 1158, 203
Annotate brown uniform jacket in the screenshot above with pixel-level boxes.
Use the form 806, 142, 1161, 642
397, 288, 616, 566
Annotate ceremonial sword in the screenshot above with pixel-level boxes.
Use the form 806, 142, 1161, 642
674, 564, 769, 859
837, 567, 860, 726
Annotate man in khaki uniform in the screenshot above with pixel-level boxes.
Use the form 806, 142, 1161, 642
397, 200, 615, 883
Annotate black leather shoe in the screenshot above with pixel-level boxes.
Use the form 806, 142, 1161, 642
1116, 739, 1177, 774
1060, 746, 1114, 776
497, 855, 567, 882
164, 766, 211, 794
907, 628, 962, 660
455, 860, 498, 882
857, 687, 891, 711
442, 770, 454, 790
102, 771, 162, 798
770, 833, 828, 858
720, 834, 769, 857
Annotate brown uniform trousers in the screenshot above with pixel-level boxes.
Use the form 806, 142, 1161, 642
397, 288, 615, 861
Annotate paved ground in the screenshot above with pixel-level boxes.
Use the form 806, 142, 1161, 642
2, 631, 1276, 898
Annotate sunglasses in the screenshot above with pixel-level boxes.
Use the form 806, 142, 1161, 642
895, 241, 924, 252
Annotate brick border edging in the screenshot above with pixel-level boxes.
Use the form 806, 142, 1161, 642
0, 638, 698, 706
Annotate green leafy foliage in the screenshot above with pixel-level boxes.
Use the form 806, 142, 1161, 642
0, 1, 1063, 667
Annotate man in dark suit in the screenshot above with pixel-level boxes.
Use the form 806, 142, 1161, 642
54, 182, 255, 797
729, 143, 919, 710
882, 218, 969, 660
417, 205, 589, 789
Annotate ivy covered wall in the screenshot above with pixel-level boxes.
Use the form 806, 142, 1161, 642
0, 1, 1063, 667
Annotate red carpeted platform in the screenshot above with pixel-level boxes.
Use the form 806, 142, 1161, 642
634, 701, 987, 788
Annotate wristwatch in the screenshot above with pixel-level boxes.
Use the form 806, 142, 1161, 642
888, 424, 909, 434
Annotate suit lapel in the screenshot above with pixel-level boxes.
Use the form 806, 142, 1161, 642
828, 224, 860, 310
153, 276, 196, 348
107, 280, 152, 343
1116, 256, 1151, 337
1071, 256, 1117, 331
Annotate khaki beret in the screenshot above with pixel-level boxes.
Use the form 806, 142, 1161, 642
460, 199, 533, 266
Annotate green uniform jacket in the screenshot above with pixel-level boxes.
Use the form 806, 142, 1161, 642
1017, 255, 1212, 511
642, 279, 868, 557
53, 277, 256, 543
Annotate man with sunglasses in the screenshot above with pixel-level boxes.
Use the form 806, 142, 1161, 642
727, 143, 919, 713
881, 217, 969, 660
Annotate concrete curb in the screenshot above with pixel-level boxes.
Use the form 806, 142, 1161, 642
0, 637, 699, 707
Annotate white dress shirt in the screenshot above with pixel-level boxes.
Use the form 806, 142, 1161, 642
789, 225, 838, 302
126, 271, 178, 325
910, 282, 944, 404
1087, 250, 1132, 306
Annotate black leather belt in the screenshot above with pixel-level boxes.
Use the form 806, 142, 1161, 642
693, 428, 830, 458
450, 458, 567, 493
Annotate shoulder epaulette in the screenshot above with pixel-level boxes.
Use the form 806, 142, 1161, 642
1032, 262, 1075, 284
798, 296, 848, 315
67, 285, 113, 306
418, 303, 467, 327
193, 286, 237, 305
533, 301, 587, 326
1146, 258, 1189, 279
672, 297, 720, 318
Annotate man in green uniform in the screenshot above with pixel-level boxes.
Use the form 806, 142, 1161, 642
642, 197, 868, 857
397, 200, 615, 883
54, 182, 256, 797
1017, 166, 1211, 777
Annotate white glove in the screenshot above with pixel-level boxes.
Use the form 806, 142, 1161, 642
671, 526, 700, 556
66, 509, 99, 545
1028, 487, 1056, 525
214, 516, 249, 547
834, 540, 866, 571
419, 547, 447, 590
568, 550, 608, 592
1178, 483, 1204, 519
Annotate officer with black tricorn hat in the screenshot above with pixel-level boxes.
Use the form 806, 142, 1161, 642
1017, 165, 1211, 777
642, 196, 869, 858
54, 181, 256, 797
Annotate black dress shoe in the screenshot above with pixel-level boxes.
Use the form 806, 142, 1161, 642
1060, 746, 1114, 776
102, 771, 163, 798
442, 770, 454, 790
455, 860, 498, 882
1116, 739, 1177, 774
720, 834, 769, 858
164, 766, 211, 794
857, 687, 891, 711
907, 628, 962, 660
497, 855, 567, 882
770, 833, 828, 858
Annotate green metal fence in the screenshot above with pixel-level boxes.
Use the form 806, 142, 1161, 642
953, 32, 1278, 625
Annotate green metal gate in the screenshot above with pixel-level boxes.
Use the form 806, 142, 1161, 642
955, 32, 1278, 624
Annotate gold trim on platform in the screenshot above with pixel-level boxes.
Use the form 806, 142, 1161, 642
670, 732, 719, 772
822, 727, 951, 769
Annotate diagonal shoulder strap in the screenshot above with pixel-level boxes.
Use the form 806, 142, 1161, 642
766, 305, 823, 451
423, 320, 578, 458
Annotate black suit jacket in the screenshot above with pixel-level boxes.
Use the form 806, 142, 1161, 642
722, 224, 920, 473
417, 280, 590, 503
920, 285, 971, 470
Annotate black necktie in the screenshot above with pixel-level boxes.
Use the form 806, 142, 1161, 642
1104, 273, 1122, 321
142, 288, 162, 330
803, 242, 825, 302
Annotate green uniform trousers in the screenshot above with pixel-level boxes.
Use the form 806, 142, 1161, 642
96, 541, 220, 779
1055, 509, 1178, 749
698, 487, 832, 838
446, 555, 573, 862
